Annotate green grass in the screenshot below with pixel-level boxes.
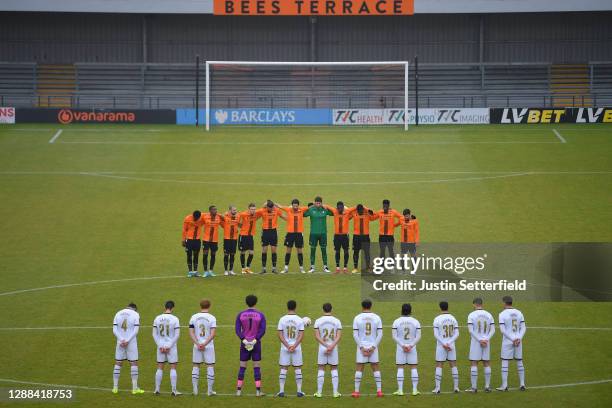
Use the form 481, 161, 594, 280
0, 123, 611, 407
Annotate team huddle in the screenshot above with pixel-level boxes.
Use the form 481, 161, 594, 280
182, 197, 420, 277
111, 295, 526, 397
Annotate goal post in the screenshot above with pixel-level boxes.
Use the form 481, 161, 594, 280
205, 61, 409, 131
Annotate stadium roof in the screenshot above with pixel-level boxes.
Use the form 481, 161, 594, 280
1, 0, 610, 14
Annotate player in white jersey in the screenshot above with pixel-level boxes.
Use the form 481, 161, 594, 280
111, 303, 144, 394
276, 300, 305, 398
313, 302, 343, 398
152, 300, 181, 396
497, 296, 527, 392
188, 299, 217, 396
391, 303, 422, 396
432, 301, 460, 394
465, 297, 495, 393
352, 299, 383, 398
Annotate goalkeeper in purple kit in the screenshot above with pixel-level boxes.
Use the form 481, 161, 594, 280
235, 294, 267, 396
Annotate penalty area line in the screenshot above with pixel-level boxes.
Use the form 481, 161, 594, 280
553, 129, 566, 143
48, 129, 62, 144
0, 378, 609, 396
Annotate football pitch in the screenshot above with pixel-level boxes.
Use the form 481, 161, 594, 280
0, 123, 611, 407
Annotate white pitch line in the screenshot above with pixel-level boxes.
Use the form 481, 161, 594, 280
48, 129, 62, 144
1, 325, 610, 331
0, 377, 609, 396
58, 140, 558, 146
553, 129, 567, 143
77, 171, 532, 186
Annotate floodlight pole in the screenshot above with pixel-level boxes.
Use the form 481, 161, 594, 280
414, 55, 419, 126
404, 61, 409, 131
205, 61, 210, 131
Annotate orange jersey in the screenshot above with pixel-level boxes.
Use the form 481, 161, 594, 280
239, 211, 261, 236
279, 206, 308, 233
398, 217, 420, 243
258, 208, 282, 230
202, 213, 224, 243
352, 210, 379, 235
222, 212, 241, 240
327, 206, 354, 235
377, 209, 402, 236
182, 214, 204, 240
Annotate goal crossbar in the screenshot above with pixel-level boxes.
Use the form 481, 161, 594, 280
205, 60, 410, 130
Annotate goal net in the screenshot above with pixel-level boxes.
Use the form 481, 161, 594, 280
205, 61, 409, 130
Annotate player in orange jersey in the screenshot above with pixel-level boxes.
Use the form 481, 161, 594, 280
351, 204, 379, 274
377, 199, 403, 260
324, 201, 355, 274
395, 209, 420, 260
183, 210, 205, 277
258, 200, 286, 274
238, 203, 262, 274
277, 198, 309, 274
201, 205, 225, 278
222, 205, 241, 276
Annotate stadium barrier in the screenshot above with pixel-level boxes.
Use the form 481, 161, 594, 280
0, 107, 15, 124
14, 108, 176, 124
490, 107, 612, 124
176, 108, 331, 125
332, 108, 490, 125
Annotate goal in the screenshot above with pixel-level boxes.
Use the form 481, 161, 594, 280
204, 61, 410, 130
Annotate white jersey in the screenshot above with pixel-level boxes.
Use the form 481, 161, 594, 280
353, 312, 383, 348
467, 309, 495, 341
432, 313, 459, 345
314, 315, 342, 346
498, 308, 526, 343
277, 314, 305, 349
152, 313, 181, 348
392, 316, 421, 346
113, 308, 140, 342
189, 312, 217, 345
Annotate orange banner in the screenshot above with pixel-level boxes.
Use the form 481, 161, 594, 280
214, 0, 414, 15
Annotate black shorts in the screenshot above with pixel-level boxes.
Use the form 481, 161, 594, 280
379, 234, 395, 243
352, 234, 370, 251
401, 242, 417, 255
261, 229, 278, 247
224, 239, 238, 254
238, 235, 254, 251
185, 239, 201, 251
284, 232, 304, 248
333, 234, 349, 251
202, 241, 218, 251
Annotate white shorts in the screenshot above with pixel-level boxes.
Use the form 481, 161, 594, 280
356, 346, 379, 364
115, 340, 138, 361
435, 343, 457, 362
192, 344, 215, 364
157, 345, 178, 364
279, 346, 303, 367
317, 345, 339, 366
501, 341, 523, 360
469, 340, 491, 361
395, 345, 418, 365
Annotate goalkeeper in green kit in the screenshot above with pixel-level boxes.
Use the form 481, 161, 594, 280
304, 196, 333, 273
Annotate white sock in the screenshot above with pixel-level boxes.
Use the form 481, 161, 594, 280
331, 369, 339, 394
501, 360, 509, 388
411, 368, 419, 392
279, 368, 287, 393
170, 368, 177, 393
354, 370, 362, 392
192, 367, 199, 394
317, 369, 325, 394
130, 365, 139, 390
295, 368, 303, 393
112, 364, 121, 388
484, 366, 491, 388
397, 367, 404, 392
207, 366, 215, 394
517, 360, 525, 386
470, 366, 478, 389
434, 367, 442, 389
155, 369, 163, 392
451, 366, 459, 389
373, 370, 382, 392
